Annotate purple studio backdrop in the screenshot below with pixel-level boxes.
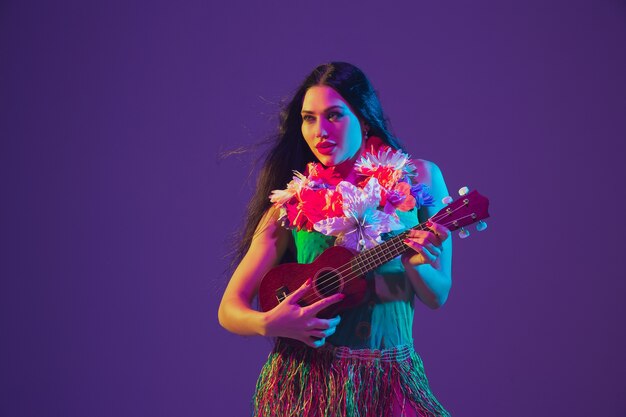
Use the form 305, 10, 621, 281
1, 1, 625, 416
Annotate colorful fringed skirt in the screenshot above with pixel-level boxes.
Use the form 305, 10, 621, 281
253, 339, 450, 417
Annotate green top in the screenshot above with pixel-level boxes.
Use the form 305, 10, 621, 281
292, 209, 420, 349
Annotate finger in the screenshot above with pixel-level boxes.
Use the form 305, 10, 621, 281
403, 238, 435, 253
308, 316, 341, 330
423, 232, 441, 247
311, 337, 326, 348
403, 240, 438, 263
328, 315, 341, 328
416, 227, 442, 246
285, 278, 313, 303
420, 243, 441, 259
406, 229, 439, 246
303, 292, 345, 315
427, 221, 451, 242
405, 228, 426, 239
310, 326, 337, 339
405, 237, 442, 258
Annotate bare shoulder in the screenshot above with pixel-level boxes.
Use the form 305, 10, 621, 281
412, 158, 444, 189
413, 158, 450, 220
251, 206, 291, 248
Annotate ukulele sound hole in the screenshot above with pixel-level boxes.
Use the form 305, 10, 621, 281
314, 268, 343, 297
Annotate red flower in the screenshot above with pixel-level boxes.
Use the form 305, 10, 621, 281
284, 197, 307, 230
358, 166, 402, 189
305, 163, 343, 187
285, 189, 344, 231
324, 190, 344, 218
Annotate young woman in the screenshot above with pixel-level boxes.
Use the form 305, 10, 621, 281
219, 62, 452, 417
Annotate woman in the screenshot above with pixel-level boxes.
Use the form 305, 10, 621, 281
219, 62, 452, 417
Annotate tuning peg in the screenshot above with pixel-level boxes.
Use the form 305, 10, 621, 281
442, 196, 453, 205
476, 220, 488, 232
458, 227, 470, 239
458, 186, 470, 196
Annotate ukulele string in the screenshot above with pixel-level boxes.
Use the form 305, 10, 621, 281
304, 202, 475, 301
301, 206, 474, 304
309, 214, 472, 299
302, 214, 449, 304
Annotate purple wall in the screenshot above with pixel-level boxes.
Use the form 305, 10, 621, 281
2, 1, 625, 416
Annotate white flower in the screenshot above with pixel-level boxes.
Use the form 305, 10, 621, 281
313, 178, 404, 251
269, 171, 309, 205
355, 147, 417, 175
269, 188, 295, 205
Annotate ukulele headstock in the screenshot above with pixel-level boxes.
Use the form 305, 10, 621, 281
432, 187, 490, 238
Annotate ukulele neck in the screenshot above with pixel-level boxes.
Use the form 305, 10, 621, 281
351, 189, 488, 274
351, 228, 416, 275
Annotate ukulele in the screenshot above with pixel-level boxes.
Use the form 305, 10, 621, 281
258, 187, 490, 318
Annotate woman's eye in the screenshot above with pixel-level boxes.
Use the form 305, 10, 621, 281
327, 112, 342, 121
302, 115, 315, 122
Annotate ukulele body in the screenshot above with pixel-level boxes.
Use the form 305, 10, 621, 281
259, 189, 490, 319
258, 245, 370, 318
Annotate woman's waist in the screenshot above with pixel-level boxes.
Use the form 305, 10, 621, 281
328, 341, 415, 362
327, 298, 414, 348
274, 338, 415, 363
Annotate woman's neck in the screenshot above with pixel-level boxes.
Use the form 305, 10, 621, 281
332, 141, 366, 182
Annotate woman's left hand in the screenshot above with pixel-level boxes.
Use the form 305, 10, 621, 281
401, 222, 451, 267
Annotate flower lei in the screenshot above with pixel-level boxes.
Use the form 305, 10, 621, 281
269, 138, 434, 252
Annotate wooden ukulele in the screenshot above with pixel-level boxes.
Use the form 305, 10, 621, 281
258, 188, 490, 318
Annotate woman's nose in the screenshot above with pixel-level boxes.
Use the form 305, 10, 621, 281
315, 119, 329, 138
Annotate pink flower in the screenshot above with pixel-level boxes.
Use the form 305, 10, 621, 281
384, 182, 416, 213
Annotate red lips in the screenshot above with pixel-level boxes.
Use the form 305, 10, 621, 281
316, 141, 336, 155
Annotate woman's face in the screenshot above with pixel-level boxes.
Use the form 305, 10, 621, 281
301, 85, 366, 168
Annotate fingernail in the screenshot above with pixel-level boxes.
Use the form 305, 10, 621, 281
306, 278, 312, 286
426, 221, 433, 227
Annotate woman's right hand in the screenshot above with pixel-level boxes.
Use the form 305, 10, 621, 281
263, 279, 344, 348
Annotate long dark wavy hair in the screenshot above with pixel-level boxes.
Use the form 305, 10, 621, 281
230, 62, 406, 269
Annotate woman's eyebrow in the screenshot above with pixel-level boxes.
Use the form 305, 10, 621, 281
301, 105, 345, 114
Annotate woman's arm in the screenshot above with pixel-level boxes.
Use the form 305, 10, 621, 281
401, 160, 453, 309
218, 207, 343, 347
218, 207, 290, 336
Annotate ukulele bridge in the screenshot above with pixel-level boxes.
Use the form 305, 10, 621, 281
275, 286, 289, 303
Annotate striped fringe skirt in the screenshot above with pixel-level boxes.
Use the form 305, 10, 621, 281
253, 340, 450, 417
